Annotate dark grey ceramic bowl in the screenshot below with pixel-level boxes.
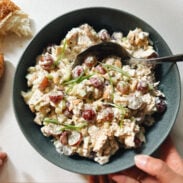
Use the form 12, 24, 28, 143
13, 7, 181, 175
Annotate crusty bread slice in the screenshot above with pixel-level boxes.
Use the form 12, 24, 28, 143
0, 0, 32, 37
0, 53, 4, 78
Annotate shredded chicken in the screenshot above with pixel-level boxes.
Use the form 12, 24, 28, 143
22, 24, 166, 165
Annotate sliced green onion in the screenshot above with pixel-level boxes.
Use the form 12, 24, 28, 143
63, 122, 88, 131
119, 120, 124, 128
43, 118, 60, 125
63, 74, 93, 85
102, 63, 130, 78
43, 118, 88, 131
105, 102, 128, 115
108, 73, 114, 100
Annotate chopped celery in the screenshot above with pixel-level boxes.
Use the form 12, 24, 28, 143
46, 74, 53, 80
43, 117, 88, 131
62, 66, 71, 82
148, 83, 154, 91
122, 37, 128, 42
54, 39, 67, 66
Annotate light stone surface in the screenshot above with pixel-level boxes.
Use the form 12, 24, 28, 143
0, 0, 182, 182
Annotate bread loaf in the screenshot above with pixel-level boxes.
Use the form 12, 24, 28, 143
0, 53, 4, 78
0, 0, 32, 37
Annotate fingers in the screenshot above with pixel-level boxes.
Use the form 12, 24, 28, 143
0, 152, 7, 160
88, 175, 110, 183
159, 136, 180, 161
88, 175, 98, 183
98, 175, 108, 183
0, 152, 7, 166
134, 155, 180, 182
120, 166, 145, 178
111, 175, 139, 183
159, 136, 183, 175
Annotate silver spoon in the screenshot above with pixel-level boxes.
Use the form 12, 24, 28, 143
72, 42, 183, 68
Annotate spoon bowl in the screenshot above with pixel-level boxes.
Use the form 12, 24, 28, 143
73, 42, 183, 68
72, 42, 130, 68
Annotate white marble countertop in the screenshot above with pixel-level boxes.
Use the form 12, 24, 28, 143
0, 0, 182, 182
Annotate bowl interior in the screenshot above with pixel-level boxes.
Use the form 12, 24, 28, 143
13, 7, 181, 175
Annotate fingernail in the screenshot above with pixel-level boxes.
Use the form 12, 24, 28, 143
134, 155, 148, 167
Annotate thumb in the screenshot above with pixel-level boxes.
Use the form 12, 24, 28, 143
0, 152, 7, 161
134, 155, 179, 183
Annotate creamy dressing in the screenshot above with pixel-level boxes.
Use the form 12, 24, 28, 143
22, 24, 166, 165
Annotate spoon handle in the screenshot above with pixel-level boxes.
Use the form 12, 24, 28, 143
148, 54, 183, 63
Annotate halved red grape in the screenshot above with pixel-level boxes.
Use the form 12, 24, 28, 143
155, 97, 167, 113
90, 77, 104, 89
49, 91, 64, 103
84, 56, 97, 68
134, 137, 142, 148
99, 107, 114, 122
68, 131, 82, 146
117, 81, 130, 95
72, 66, 84, 78
137, 80, 148, 93
60, 131, 70, 145
82, 109, 96, 121
98, 29, 110, 41
95, 65, 106, 74
49, 95, 63, 103
40, 53, 54, 71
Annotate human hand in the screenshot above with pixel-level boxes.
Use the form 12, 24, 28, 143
0, 152, 7, 167
88, 136, 183, 183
